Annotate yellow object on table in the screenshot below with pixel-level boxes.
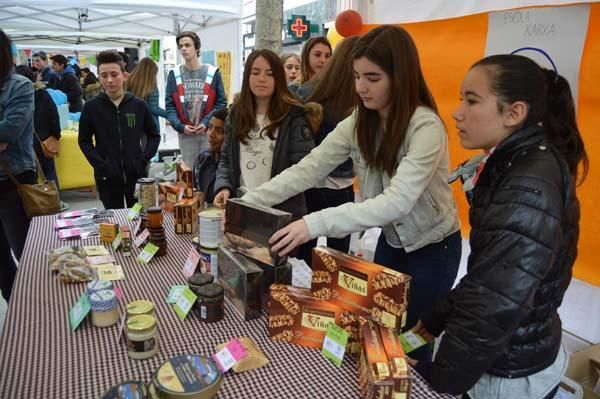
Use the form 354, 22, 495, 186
54, 129, 95, 191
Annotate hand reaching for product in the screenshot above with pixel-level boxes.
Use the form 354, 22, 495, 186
412, 320, 435, 343
269, 219, 311, 256
214, 189, 230, 209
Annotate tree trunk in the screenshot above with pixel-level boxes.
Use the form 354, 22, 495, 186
255, 0, 283, 53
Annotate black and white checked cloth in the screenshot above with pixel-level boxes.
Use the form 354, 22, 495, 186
0, 210, 452, 399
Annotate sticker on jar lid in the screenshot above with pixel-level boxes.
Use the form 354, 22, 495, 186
127, 314, 156, 332
127, 300, 153, 315
154, 354, 221, 394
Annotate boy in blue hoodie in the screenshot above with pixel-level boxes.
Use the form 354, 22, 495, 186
50, 54, 83, 112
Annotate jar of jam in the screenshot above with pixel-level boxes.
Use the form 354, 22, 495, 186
196, 283, 224, 323
89, 289, 120, 327
188, 273, 213, 295
146, 207, 163, 229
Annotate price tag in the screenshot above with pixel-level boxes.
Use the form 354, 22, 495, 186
87, 255, 116, 265
166, 285, 188, 304
134, 228, 150, 249
321, 322, 349, 367
84, 245, 110, 256
97, 264, 125, 281
212, 338, 248, 372
69, 293, 91, 331
182, 247, 200, 278
112, 232, 122, 251
399, 331, 428, 354
133, 217, 142, 236
137, 243, 159, 264
127, 203, 143, 221
173, 287, 197, 321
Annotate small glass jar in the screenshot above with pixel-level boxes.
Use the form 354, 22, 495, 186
127, 300, 154, 319
146, 207, 163, 229
137, 177, 157, 211
196, 283, 224, 323
89, 289, 120, 328
188, 273, 213, 295
87, 280, 113, 296
126, 314, 158, 360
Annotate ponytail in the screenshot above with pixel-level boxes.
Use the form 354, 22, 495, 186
542, 69, 589, 184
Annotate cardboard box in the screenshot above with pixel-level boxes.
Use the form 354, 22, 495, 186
566, 344, 600, 399
224, 198, 292, 266
311, 247, 411, 330
99, 223, 118, 243
173, 193, 203, 235
358, 318, 394, 399
256, 261, 293, 312
176, 161, 194, 198
378, 324, 411, 398
218, 246, 263, 321
158, 182, 185, 213
268, 284, 360, 352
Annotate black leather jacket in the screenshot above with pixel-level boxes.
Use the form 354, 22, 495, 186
417, 126, 579, 394
214, 104, 317, 218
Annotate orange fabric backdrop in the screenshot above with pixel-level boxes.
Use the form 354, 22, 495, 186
360, 3, 600, 286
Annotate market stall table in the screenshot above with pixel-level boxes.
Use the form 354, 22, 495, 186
0, 210, 452, 399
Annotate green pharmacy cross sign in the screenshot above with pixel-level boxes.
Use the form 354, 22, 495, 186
288, 15, 314, 41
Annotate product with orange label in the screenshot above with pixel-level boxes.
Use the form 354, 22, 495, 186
358, 318, 394, 399
158, 182, 185, 212
311, 247, 411, 330
268, 284, 360, 352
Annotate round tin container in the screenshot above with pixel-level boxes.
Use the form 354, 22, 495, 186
198, 209, 223, 249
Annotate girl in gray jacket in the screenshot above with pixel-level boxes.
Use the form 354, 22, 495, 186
242, 25, 462, 362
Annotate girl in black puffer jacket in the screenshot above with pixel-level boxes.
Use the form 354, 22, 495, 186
412, 54, 588, 398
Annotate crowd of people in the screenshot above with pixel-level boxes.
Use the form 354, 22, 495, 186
0, 23, 588, 398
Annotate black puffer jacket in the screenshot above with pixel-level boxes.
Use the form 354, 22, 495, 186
417, 126, 579, 394
214, 104, 320, 218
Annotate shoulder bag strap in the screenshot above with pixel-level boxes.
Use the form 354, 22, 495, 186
0, 158, 23, 188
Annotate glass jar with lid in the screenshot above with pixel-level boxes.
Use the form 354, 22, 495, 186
126, 314, 159, 360
89, 289, 120, 327
196, 283, 224, 323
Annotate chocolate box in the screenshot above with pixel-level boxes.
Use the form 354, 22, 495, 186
378, 324, 411, 397
158, 182, 185, 213
256, 261, 293, 312
358, 318, 394, 399
174, 193, 204, 235
176, 161, 194, 198
218, 245, 263, 321
311, 247, 411, 331
224, 198, 292, 266
268, 284, 360, 352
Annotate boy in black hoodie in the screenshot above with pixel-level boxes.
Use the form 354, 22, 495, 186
79, 50, 160, 210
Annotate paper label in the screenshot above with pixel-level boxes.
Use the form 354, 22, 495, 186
69, 293, 91, 331
84, 245, 109, 256
97, 264, 125, 281
112, 232, 122, 251
87, 255, 116, 265
173, 287, 197, 320
54, 219, 74, 229
321, 322, 349, 367
137, 243, 159, 264
133, 218, 142, 236
134, 228, 150, 249
399, 331, 428, 354
127, 203, 143, 220
182, 247, 200, 278
58, 228, 81, 239
212, 338, 248, 372
167, 285, 188, 304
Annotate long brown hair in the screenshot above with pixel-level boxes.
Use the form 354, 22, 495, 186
307, 36, 359, 124
234, 49, 302, 144
125, 57, 158, 99
300, 36, 331, 84
352, 25, 438, 176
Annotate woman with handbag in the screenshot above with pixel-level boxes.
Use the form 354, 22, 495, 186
0, 29, 37, 301
15, 65, 62, 189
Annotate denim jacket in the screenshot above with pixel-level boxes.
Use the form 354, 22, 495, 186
243, 107, 460, 252
0, 74, 35, 179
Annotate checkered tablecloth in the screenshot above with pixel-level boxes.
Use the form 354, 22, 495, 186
0, 210, 453, 399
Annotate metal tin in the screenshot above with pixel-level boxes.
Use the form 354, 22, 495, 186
198, 209, 223, 249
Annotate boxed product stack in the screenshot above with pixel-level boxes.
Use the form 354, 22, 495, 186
174, 192, 204, 234
268, 284, 360, 352
218, 199, 294, 320
158, 182, 185, 212
358, 318, 411, 399
311, 247, 411, 330
176, 161, 194, 198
